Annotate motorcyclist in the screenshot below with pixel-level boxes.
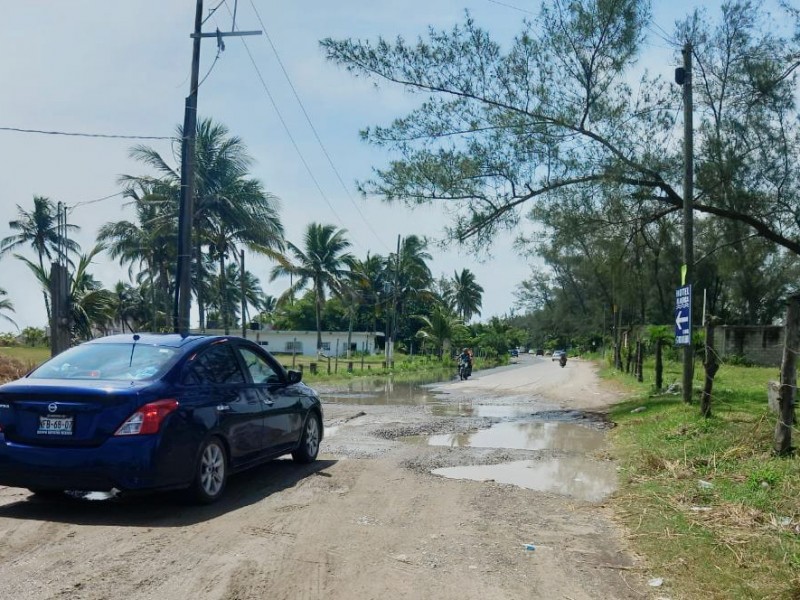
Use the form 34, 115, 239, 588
559, 352, 567, 367
458, 347, 473, 380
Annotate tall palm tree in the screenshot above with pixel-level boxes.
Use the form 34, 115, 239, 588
121, 118, 284, 330
97, 183, 177, 331
0, 287, 17, 329
17, 245, 114, 341
415, 303, 466, 358
388, 235, 434, 344
0, 196, 81, 321
271, 223, 354, 353
448, 268, 484, 323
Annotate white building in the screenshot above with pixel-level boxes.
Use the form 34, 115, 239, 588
203, 328, 381, 357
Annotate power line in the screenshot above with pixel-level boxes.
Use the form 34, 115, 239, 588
65, 191, 126, 211
485, 0, 536, 15
0, 126, 173, 140
246, 0, 391, 253
219, 4, 363, 250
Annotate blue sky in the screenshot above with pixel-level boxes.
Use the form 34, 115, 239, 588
0, 0, 781, 332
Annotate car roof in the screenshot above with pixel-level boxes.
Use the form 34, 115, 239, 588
85, 333, 233, 350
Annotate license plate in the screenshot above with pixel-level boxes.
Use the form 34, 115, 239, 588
38, 415, 74, 435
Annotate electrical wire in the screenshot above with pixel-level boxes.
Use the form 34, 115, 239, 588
485, 0, 536, 15
65, 191, 127, 211
0, 127, 173, 140
246, 0, 391, 253
216, 4, 364, 250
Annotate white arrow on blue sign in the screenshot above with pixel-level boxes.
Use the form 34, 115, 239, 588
674, 285, 692, 346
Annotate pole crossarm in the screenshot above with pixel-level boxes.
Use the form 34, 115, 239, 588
191, 30, 262, 38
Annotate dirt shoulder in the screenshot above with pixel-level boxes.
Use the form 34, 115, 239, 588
0, 356, 653, 600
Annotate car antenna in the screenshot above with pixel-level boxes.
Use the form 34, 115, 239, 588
129, 333, 140, 367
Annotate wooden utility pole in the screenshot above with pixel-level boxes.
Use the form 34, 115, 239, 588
173, 3, 261, 335
240, 249, 246, 339
679, 43, 694, 404
775, 295, 799, 456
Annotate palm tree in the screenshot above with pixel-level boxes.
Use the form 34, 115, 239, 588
271, 223, 354, 354
389, 235, 434, 345
449, 268, 484, 323
121, 118, 284, 330
68, 246, 116, 340
97, 183, 177, 331
415, 303, 466, 358
0, 196, 81, 320
18, 245, 115, 342
0, 287, 17, 329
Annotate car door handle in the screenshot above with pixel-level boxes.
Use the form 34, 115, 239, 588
216, 404, 231, 412
262, 398, 274, 406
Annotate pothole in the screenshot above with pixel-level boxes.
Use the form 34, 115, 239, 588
432, 457, 617, 502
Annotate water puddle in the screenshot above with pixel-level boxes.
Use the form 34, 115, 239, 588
421, 421, 606, 453
429, 404, 534, 418
432, 458, 617, 502
322, 373, 453, 406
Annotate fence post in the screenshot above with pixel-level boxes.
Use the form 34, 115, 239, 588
701, 320, 719, 418
309, 363, 317, 375
775, 294, 800, 455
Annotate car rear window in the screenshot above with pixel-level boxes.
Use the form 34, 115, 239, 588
29, 343, 180, 381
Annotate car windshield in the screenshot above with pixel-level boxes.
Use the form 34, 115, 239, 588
29, 343, 180, 382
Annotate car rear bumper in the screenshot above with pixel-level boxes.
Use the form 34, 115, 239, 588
0, 434, 175, 491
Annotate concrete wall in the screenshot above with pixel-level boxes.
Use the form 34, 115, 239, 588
712, 325, 784, 367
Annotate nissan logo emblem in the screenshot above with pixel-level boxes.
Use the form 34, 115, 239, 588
48, 403, 58, 413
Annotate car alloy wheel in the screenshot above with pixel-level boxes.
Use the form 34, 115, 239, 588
191, 438, 227, 503
293, 414, 320, 463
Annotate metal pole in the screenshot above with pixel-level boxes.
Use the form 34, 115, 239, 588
681, 43, 694, 404
175, 0, 204, 335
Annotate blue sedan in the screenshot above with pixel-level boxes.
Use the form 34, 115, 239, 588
0, 334, 324, 503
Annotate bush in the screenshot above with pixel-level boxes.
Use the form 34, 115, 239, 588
0, 355, 28, 384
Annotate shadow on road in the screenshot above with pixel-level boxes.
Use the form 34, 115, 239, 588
0, 458, 337, 527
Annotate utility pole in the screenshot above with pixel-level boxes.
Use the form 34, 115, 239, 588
173, 2, 262, 335
240, 249, 246, 339
680, 43, 694, 404
389, 235, 401, 365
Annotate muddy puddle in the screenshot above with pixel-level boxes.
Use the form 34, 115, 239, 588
410, 420, 606, 453
432, 458, 617, 502
323, 372, 617, 501
321, 373, 453, 406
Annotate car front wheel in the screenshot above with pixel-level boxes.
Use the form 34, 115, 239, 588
292, 413, 321, 464
190, 437, 228, 504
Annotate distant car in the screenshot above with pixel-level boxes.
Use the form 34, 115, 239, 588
552, 350, 565, 361
510, 348, 519, 358
535, 349, 544, 356
0, 334, 324, 504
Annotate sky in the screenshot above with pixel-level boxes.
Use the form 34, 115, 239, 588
0, 0, 778, 333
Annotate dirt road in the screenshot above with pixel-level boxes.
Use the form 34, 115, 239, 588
0, 356, 654, 599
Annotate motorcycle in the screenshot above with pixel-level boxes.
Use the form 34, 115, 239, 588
559, 353, 567, 368
458, 357, 472, 380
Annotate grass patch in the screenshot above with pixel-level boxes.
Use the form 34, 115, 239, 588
606, 359, 800, 599
0, 346, 49, 370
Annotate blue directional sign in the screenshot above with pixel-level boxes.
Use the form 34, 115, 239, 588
675, 285, 692, 346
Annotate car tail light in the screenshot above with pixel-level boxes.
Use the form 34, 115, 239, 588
115, 399, 179, 436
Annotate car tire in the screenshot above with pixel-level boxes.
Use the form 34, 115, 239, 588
189, 437, 228, 504
292, 413, 321, 464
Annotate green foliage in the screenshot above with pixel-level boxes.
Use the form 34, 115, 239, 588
21, 327, 46, 346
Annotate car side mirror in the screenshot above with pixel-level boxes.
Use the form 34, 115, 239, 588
287, 370, 302, 385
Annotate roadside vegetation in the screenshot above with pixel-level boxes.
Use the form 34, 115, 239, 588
605, 358, 800, 599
